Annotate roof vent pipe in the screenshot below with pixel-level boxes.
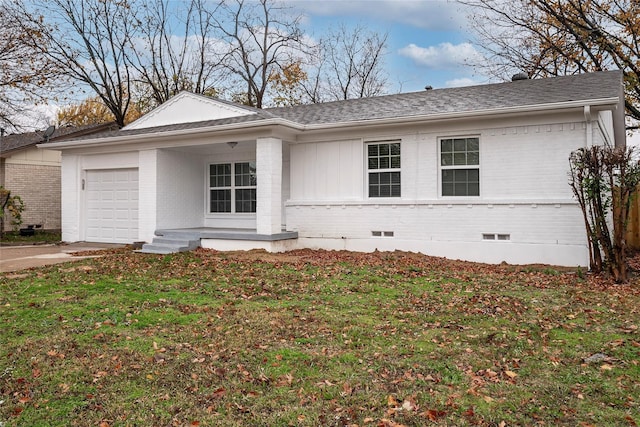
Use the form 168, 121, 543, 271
511, 72, 529, 81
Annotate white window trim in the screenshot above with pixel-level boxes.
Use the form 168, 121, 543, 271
365, 140, 402, 199
439, 136, 481, 198
207, 161, 257, 215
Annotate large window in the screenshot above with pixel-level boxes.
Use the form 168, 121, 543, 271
367, 141, 401, 197
440, 137, 479, 196
209, 162, 256, 213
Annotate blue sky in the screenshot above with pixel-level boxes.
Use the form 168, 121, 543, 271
289, 0, 485, 92
19, 0, 485, 130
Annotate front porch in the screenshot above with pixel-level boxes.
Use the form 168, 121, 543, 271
140, 227, 299, 254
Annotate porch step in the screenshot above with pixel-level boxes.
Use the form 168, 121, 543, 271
139, 235, 200, 254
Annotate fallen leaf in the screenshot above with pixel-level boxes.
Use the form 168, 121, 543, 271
211, 387, 226, 398
421, 409, 446, 421
387, 395, 400, 407
402, 397, 418, 412
504, 370, 518, 379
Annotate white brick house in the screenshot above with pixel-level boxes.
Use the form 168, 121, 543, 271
42, 71, 627, 266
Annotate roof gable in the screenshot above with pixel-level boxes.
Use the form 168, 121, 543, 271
124, 92, 258, 130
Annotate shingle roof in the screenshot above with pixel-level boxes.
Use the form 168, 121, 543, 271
42, 71, 623, 144
268, 70, 623, 124
1, 122, 118, 155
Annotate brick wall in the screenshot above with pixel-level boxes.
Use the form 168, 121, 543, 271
3, 163, 61, 231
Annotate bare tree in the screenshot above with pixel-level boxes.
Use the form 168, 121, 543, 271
212, 0, 306, 108
0, 5, 57, 131
300, 24, 389, 103
324, 24, 389, 101
8, 0, 140, 128
463, 0, 640, 127
128, 0, 224, 109
299, 42, 328, 104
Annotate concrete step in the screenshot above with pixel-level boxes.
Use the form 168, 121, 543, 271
138, 236, 200, 254
138, 246, 179, 255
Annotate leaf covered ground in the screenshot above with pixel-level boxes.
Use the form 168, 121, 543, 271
1, 248, 639, 426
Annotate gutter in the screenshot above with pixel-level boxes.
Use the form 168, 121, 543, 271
584, 105, 593, 147
39, 97, 620, 150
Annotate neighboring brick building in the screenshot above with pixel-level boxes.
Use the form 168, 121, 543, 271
0, 123, 117, 232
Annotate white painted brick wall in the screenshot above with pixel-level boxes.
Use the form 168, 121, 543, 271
256, 137, 282, 234
285, 202, 587, 265
138, 150, 157, 243
61, 155, 80, 242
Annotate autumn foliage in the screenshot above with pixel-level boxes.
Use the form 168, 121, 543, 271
57, 96, 144, 127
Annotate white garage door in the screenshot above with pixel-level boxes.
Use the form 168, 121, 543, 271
85, 169, 139, 243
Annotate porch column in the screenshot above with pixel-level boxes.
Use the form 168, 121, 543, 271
61, 154, 80, 242
256, 137, 282, 235
138, 149, 158, 243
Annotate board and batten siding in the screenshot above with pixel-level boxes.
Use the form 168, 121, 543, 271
156, 149, 204, 230
285, 119, 592, 266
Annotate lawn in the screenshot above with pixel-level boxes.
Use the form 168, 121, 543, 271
1, 248, 639, 426
0, 230, 62, 246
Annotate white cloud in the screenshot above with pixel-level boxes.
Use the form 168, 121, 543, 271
5, 103, 59, 133
288, 0, 467, 31
398, 42, 482, 69
444, 77, 479, 88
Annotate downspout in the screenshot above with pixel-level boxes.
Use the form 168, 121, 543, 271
613, 76, 627, 148
584, 105, 593, 147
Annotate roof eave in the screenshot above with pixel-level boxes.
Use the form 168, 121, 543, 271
38, 118, 305, 150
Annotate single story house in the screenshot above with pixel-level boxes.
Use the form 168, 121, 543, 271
0, 123, 117, 231
41, 71, 626, 266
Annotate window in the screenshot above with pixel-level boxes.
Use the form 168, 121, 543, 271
367, 141, 401, 197
209, 162, 256, 213
440, 137, 479, 196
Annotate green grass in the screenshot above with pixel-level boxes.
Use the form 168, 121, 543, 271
0, 230, 62, 245
1, 248, 639, 426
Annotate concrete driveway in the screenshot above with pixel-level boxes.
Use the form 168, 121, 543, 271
0, 242, 123, 273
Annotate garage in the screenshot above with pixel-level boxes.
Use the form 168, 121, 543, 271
85, 169, 139, 243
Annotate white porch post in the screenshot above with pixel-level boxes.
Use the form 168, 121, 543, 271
61, 154, 80, 242
256, 137, 282, 235
138, 149, 158, 243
